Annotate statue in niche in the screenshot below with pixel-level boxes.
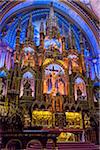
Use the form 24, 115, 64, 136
55, 98, 60, 112
93, 86, 100, 102
47, 78, 52, 92
20, 78, 35, 97
45, 65, 65, 96
0, 78, 7, 96
0, 78, 3, 95
84, 113, 90, 128
57, 79, 65, 95
50, 71, 57, 96
52, 94, 63, 112
74, 78, 87, 101
78, 84, 87, 100
77, 87, 82, 97
48, 72, 65, 96
23, 81, 32, 96
24, 111, 31, 128
72, 57, 79, 70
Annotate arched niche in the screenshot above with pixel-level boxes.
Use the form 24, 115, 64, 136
20, 71, 35, 97
26, 140, 42, 149
93, 82, 100, 102
74, 77, 87, 101
0, 70, 7, 96
43, 63, 68, 96
6, 139, 22, 150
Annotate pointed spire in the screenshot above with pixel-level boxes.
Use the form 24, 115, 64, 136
16, 17, 21, 36
40, 18, 45, 47
68, 24, 76, 50
62, 24, 65, 37
68, 24, 73, 49
79, 29, 84, 52
46, 2, 59, 38
16, 17, 21, 52
61, 24, 66, 52
72, 31, 76, 49
17, 17, 21, 31
26, 14, 34, 42
40, 18, 44, 33
79, 29, 86, 72
49, 2, 55, 19
29, 14, 32, 27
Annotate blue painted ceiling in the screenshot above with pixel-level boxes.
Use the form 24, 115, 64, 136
0, 0, 99, 80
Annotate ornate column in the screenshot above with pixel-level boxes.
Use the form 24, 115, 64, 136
36, 66, 43, 100
86, 78, 94, 109
82, 130, 85, 142
69, 74, 74, 103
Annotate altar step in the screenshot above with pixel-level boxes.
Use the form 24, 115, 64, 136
27, 142, 99, 150
57, 142, 99, 150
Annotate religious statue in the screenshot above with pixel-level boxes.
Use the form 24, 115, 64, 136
84, 113, 90, 128
20, 78, 35, 97
24, 111, 31, 128
77, 87, 82, 97
58, 80, 65, 95
50, 71, 57, 96
0, 78, 3, 95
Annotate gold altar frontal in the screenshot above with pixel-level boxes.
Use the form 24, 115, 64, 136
32, 111, 83, 129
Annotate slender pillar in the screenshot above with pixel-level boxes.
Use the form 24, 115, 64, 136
82, 130, 85, 142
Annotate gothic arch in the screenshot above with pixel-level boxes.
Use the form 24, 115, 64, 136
31, 102, 39, 111
40, 104, 46, 110
43, 60, 67, 72
43, 63, 68, 96
39, 101, 46, 109
6, 139, 22, 149
76, 106, 81, 112
21, 67, 36, 78
74, 76, 87, 101
70, 105, 75, 111
64, 104, 70, 112
20, 70, 35, 97
26, 139, 42, 149
47, 104, 52, 110
73, 74, 87, 84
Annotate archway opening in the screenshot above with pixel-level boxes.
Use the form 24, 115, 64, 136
26, 140, 42, 150
74, 77, 87, 101
6, 139, 22, 150
20, 71, 35, 97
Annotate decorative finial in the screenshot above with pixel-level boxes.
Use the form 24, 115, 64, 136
62, 24, 65, 37
17, 17, 21, 30
26, 13, 34, 41
68, 23, 73, 49
29, 14, 33, 27
49, 2, 54, 18
68, 23, 76, 49
79, 29, 84, 52
40, 18, 44, 33
50, 2, 53, 7
46, 1, 59, 38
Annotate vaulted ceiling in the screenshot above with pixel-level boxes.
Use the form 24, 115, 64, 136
0, 0, 99, 56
